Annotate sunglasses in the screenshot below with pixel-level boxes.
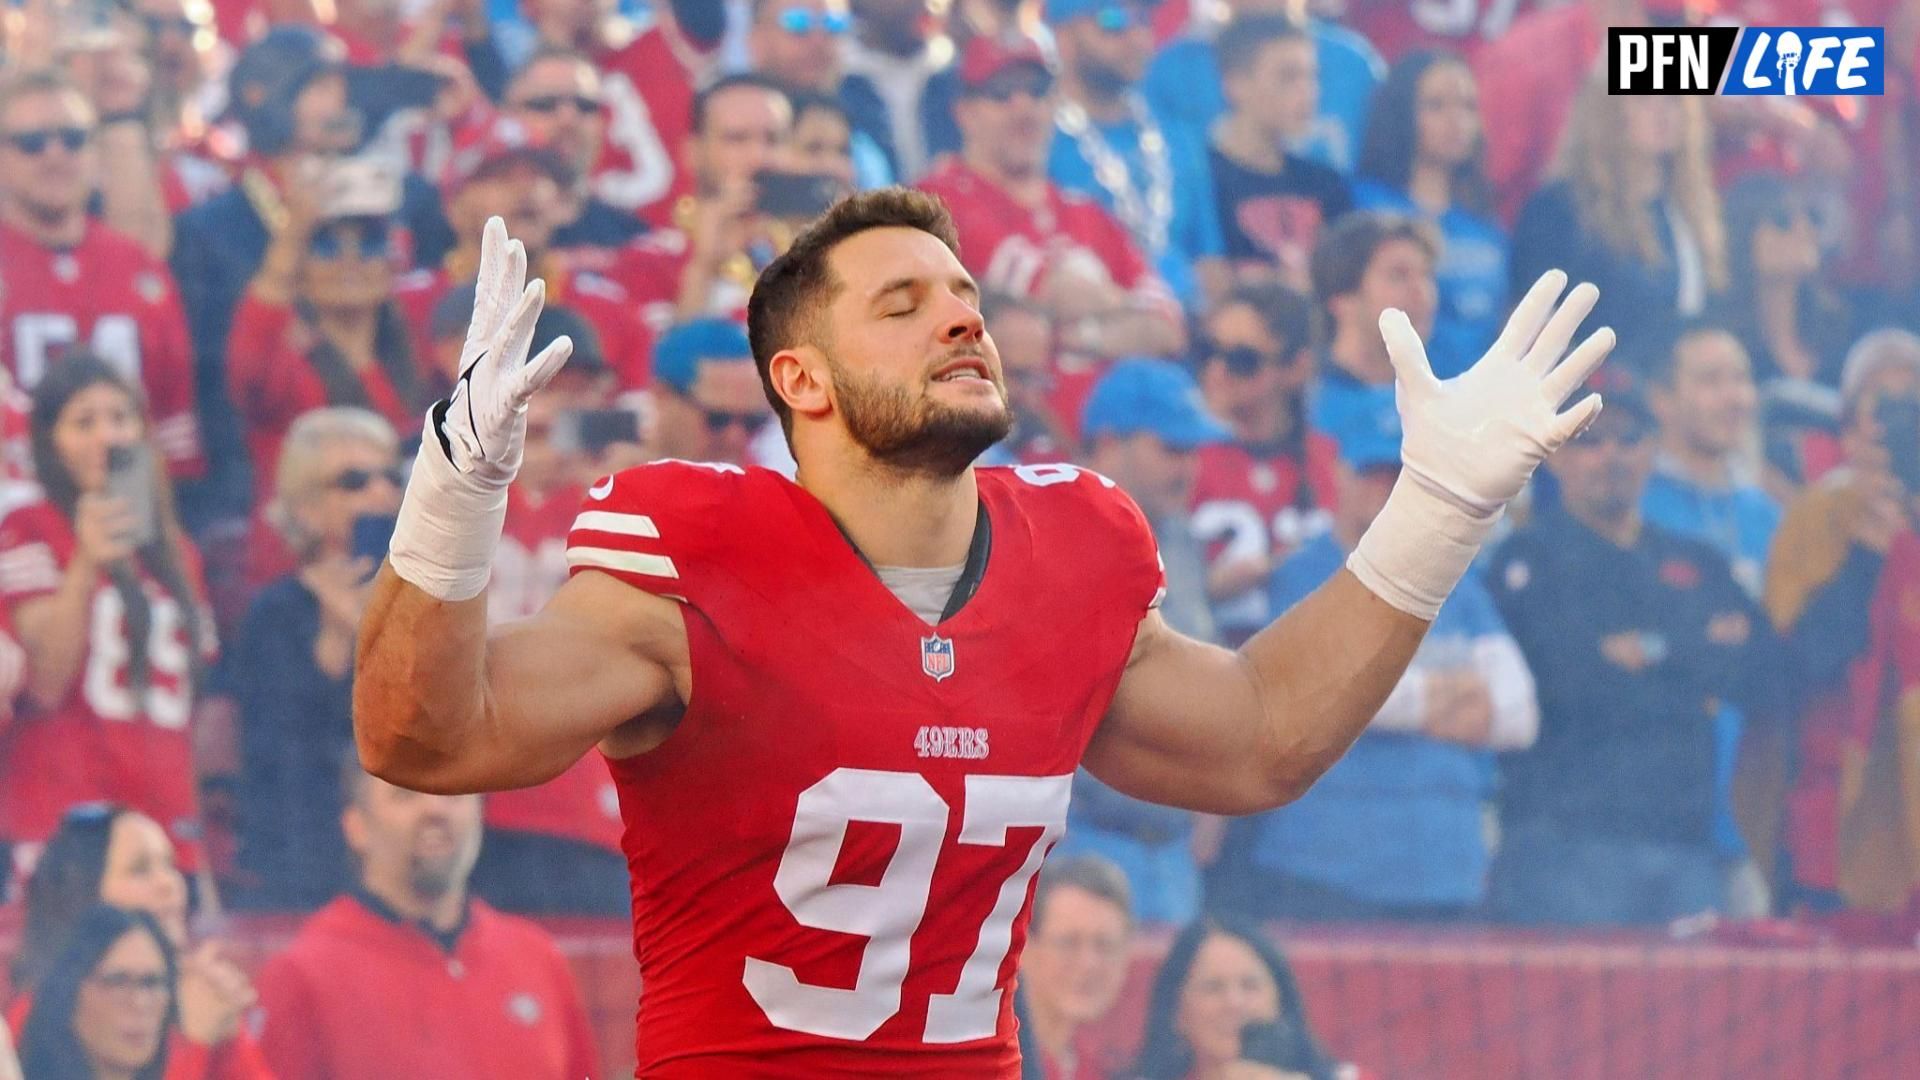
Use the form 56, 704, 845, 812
331, 465, 406, 492
517, 93, 601, 115
310, 218, 394, 260
1093, 4, 1143, 33
88, 971, 171, 998
4, 127, 90, 155
1215, 345, 1279, 377
703, 408, 771, 434
777, 7, 852, 35
977, 73, 1054, 102
141, 13, 198, 37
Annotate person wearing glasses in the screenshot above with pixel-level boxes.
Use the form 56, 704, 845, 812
1487, 374, 1781, 926
1014, 856, 1135, 1080
15, 905, 179, 1080
647, 318, 777, 469
224, 407, 402, 909
8, 806, 268, 1079
504, 46, 646, 253
920, 35, 1183, 424
749, 0, 897, 188
0, 353, 216, 900
0, 69, 204, 482
1189, 283, 1335, 648
228, 156, 428, 587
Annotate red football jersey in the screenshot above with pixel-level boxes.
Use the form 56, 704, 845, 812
1344, 0, 1552, 62
394, 265, 654, 392
0, 221, 203, 477
0, 496, 215, 876
1189, 436, 1339, 636
483, 483, 623, 853
595, 24, 715, 227
254, 895, 599, 1080
568, 461, 1162, 1076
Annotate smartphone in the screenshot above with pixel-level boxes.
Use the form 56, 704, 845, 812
556, 408, 640, 456
351, 512, 397, 564
755, 170, 842, 220
1876, 396, 1920, 493
104, 444, 157, 549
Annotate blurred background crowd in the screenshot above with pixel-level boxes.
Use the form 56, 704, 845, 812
1, 0, 1919, 1077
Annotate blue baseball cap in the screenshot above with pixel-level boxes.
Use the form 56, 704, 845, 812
1081, 359, 1232, 451
1045, 0, 1157, 27
653, 318, 752, 394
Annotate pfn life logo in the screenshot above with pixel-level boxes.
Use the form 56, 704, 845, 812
1609, 26, 1883, 95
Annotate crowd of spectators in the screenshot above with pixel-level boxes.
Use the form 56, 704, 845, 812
1, 0, 1919, 1076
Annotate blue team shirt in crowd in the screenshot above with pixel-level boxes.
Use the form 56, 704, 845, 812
1642, 462, 1784, 860
1048, 100, 1224, 309
1308, 362, 1398, 454
1352, 179, 1510, 380
1142, 21, 1385, 176
1246, 532, 1510, 907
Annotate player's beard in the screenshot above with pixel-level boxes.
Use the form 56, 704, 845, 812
829, 353, 1013, 478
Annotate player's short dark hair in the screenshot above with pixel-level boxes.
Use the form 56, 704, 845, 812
746, 187, 963, 442
1031, 855, 1133, 932
1309, 210, 1438, 326
1216, 12, 1310, 79
691, 73, 790, 135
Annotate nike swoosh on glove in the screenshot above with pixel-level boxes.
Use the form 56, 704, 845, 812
1348, 270, 1615, 620
433, 215, 575, 486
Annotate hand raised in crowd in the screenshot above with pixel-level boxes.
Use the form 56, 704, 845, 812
72, 492, 138, 569
1845, 468, 1906, 553
301, 555, 378, 633
64, 34, 152, 119
687, 180, 758, 272
176, 941, 258, 1047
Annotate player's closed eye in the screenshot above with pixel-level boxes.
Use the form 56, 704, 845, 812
5, 127, 90, 155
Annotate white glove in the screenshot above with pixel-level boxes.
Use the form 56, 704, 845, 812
1348, 270, 1614, 619
388, 216, 573, 601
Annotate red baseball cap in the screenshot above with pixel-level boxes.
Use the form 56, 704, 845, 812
440, 114, 573, 199
958, 35, 1051, 90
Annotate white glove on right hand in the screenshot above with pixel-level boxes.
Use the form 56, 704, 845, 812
389, 216, 573, 602
1348, 270, 1615, 619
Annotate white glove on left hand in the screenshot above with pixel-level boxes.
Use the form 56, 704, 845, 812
1348, 270, 1614, 619
389, 216, 573, 601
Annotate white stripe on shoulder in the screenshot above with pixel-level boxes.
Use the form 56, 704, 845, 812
567, 547, 679, 579
571, 511, 660, 539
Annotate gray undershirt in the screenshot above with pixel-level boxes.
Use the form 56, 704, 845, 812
875, 563, 967, 625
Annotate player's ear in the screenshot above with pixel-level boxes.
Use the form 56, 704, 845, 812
769, 346, 832, 425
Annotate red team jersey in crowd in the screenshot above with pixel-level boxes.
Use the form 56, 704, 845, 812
254, 895, 600, 1080
394, 265, 655, 391
0, 497, 214, 876
567, 461, 1163, 1076
1344, 0, 1552, 61
582, 225, 754, 338
1189, 435, 1340, 638
483, 483, 623, 854
0, 221, 204, 477
595, 23, 714, 228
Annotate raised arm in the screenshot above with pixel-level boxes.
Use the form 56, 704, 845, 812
353, 217, 679, 794
1087, 272, 1613, 815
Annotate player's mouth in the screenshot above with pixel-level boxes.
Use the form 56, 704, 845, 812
932, 357, 993, 384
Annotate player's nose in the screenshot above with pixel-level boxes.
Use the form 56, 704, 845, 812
936, 293, 985, 345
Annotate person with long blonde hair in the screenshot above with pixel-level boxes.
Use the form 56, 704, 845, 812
1511, 75, 1728, 372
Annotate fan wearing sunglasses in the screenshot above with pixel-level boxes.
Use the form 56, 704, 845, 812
0, 69, 204, 482
228, 156, 429, 587
229, 407, 404, 909
649, 318, 776, 468
751, 0, 854, 96
505, 47, 646, 253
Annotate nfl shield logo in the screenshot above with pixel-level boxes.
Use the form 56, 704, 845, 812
921, 634, 956, 682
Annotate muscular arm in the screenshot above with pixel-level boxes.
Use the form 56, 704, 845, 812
352, 565, 684, 794
1085, 572, 1427, 815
